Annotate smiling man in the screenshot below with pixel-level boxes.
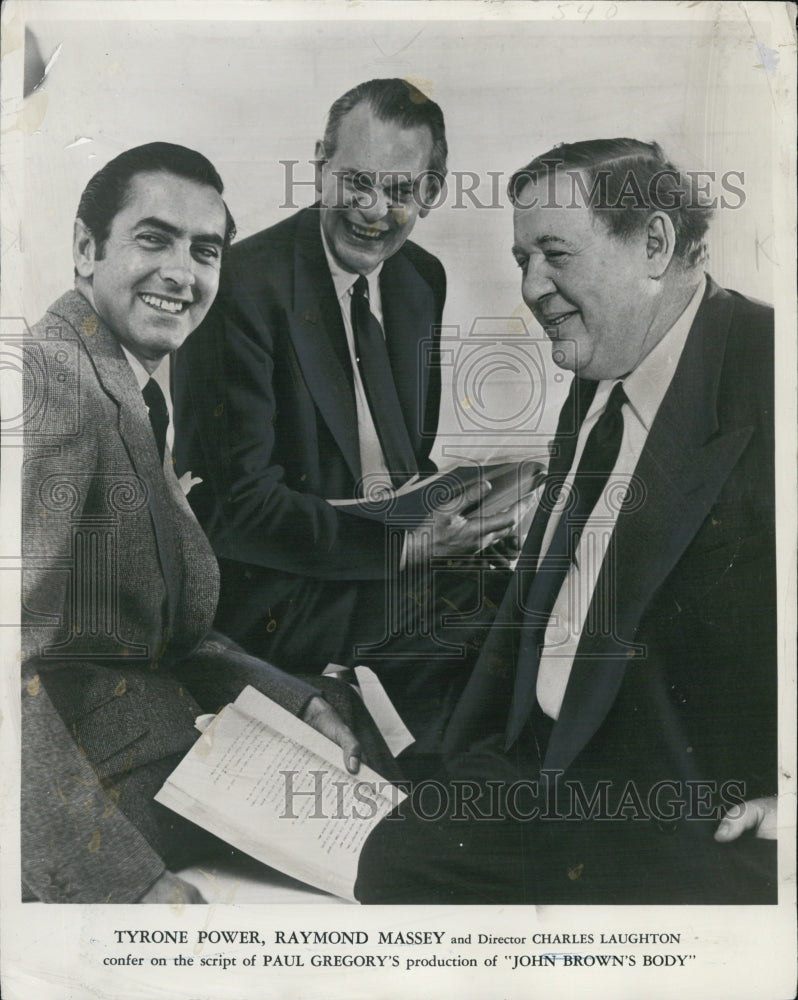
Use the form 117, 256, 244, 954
72, 169, 228, 368
355, 138, 778, 905
174, 80, 514, 755
21, 143, 382, 905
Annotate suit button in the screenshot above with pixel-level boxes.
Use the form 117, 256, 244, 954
669, 683, 688, 706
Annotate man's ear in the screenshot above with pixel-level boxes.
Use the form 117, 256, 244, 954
416, 175, 437, 220
645, 212, 677, 279
73, 218, 97, 278
314, 140, 326, 198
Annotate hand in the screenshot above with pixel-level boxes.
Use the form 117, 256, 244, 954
482, 533, 521, 569
300, 695, 361, 774
714, 796, 777, 842
139, 871, 205, 904
406, 480, 517, 565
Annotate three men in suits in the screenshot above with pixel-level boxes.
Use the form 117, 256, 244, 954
21, 143, 386, 904
355, 139, 777, 904
174, 79, 516, 750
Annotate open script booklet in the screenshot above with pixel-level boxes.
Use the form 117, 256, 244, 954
328, 459, 545, 527
155, 685, 406, 902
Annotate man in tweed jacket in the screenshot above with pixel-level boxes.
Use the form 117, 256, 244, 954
21, 143, 370, 904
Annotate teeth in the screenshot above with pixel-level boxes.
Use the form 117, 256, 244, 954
140, 293, 186, 314
348, 222, 384, 240
543, 314, 574, 327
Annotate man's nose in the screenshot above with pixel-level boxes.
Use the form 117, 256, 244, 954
355, 186, 390, 223
522, 255, 556, 307
159, 244, 196, 287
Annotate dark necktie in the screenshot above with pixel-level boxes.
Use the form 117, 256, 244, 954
143, 377, 169, 464
505, 381, 628, 749
350, 275, 417, 486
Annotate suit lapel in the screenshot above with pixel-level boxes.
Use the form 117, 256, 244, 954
288, 210, 361, 482
50, 292, 184, 634
380, 252, 435, 451
544, 279, 753, 771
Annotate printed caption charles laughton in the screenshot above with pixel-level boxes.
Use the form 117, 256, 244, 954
102, 927, 697, 972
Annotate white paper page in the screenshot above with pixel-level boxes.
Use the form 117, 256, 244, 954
156, 687, 406, 901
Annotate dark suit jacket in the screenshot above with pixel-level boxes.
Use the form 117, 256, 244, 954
173, 206, 445, 666
21, 291, 319, 903
441, 277, 777, 901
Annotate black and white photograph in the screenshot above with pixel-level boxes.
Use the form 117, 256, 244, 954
1, 1, 795, 998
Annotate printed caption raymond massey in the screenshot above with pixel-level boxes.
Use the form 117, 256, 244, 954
99, 926, 696, 974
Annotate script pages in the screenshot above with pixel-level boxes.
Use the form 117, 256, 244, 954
327, 459, 545, 526
155, 686, 406, 902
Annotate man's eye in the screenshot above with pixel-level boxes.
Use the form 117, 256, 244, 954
192, 245, 220, 261
352, 172, 374, 192
389, 187, 414, 204
514, 256, 529, 272
138, 233, 166, 247
545, 251, 568, 263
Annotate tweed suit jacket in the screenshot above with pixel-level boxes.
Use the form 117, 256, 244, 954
21, 290, 319, 903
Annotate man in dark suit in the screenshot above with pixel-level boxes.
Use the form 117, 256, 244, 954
355, 139, 777, 904
21, 143, 391, 905
174, 80, 516, 750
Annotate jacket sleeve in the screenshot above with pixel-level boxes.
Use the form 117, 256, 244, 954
175, 630, 321, 717
21, 671, 166, 903
174, 274, 396, 582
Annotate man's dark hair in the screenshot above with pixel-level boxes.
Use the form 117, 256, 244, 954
76, 142, 236, 256
508, 138, 713, 268
322, 78, 448, 193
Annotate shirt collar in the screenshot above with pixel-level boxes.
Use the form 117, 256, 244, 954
320, 223, 384, 303
120, 345, 155, 392
598, 275, 706, 432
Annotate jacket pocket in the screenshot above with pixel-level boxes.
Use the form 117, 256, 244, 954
43, 667, 201, 777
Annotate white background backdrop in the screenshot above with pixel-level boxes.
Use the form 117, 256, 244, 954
19, 7, 778, 460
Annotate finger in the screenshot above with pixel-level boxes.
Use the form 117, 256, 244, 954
714, 799, 767, 842
509, 494, 538, 520
497, 533, 520, 554
469, 509, 518, 536
344, 736, 362, 775
330, 720, 361, 774
474, 521, 518, 552
307, 700, 362, 774
456, 477, 492, 509
483, 536, 519, 568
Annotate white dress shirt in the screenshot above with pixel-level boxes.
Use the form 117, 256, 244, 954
535, 277, 707, 718
321, 230, 393, 497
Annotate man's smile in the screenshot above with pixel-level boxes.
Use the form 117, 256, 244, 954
343, 219, 389, 242
538, 309, 579, 337
139, 292, 191, 315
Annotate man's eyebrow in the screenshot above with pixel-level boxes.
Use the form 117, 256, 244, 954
133, 216, 224, 246
536, 234, 577, 250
